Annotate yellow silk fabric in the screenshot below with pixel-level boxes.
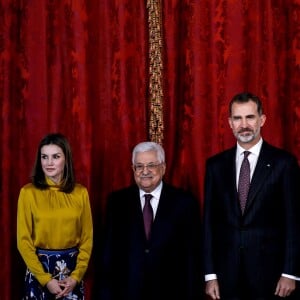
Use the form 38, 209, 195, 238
17, 178, 93, 286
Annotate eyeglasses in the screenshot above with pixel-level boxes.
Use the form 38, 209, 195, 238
133, 162, 163, 173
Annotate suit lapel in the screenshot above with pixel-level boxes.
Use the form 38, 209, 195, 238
224, 147, 242, 217
244, 142, 273, 213
129, 186, 148, 240
150, 184, 174, 244
151, 184, 168, 227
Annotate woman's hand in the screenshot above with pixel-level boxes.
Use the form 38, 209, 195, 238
56, 277, 77, 298
46, 279, 63, 298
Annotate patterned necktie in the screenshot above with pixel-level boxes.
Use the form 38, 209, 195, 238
238, 151, 251, 213
143, 194, 153, 240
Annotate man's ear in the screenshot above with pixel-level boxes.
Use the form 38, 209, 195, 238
228, 117, 233, 129
260, 114, 266, 127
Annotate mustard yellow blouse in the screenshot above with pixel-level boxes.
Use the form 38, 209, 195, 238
17, 178, 93, 286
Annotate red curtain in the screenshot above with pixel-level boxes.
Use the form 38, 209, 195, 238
1, 1, 300, 299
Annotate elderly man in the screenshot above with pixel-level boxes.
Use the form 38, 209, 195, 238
99, 141, 203, 300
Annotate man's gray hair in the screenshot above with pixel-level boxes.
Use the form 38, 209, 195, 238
132, 141, 165, 164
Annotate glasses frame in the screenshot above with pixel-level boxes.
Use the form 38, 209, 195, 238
133, 162, 163, 173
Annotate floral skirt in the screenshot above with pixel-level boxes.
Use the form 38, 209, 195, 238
24, 247, 84, 300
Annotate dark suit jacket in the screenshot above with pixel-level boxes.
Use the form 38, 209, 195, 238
98, 182, 203, 300
203, 141, 300, 298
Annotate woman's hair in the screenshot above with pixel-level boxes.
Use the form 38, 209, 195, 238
132, 141, 165, 164
32, 133, 75, 193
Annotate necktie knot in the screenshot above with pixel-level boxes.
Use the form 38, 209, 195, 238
243, 150, 250, 159
144, 193, 153, 203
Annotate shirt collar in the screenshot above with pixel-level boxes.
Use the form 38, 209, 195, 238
139, 181, 163, 199
236, 138, 263, 157
46, 176, 61, 190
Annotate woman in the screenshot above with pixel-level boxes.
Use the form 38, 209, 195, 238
17, 133, 93, 299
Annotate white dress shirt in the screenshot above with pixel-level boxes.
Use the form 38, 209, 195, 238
139, 181, 162, 219
236, 138, 262, 187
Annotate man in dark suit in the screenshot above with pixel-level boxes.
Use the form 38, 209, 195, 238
98, 141, 203, 300
203, 92, 300, 300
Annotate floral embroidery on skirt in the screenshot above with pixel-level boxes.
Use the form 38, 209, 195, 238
23, 248, 84, 300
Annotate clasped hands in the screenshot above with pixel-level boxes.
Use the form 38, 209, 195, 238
46, 277, 77, 299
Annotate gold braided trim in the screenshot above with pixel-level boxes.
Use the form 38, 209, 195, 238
147, 0, 164, 145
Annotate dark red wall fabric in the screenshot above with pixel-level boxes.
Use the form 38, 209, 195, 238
1, 1, 300, 299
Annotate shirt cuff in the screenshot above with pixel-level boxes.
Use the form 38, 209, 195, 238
205, 274, 217, 281
205, 273, 300, 282
282, 273, 300, 281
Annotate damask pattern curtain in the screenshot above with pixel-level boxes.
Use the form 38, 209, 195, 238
1, 1, 300, 299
